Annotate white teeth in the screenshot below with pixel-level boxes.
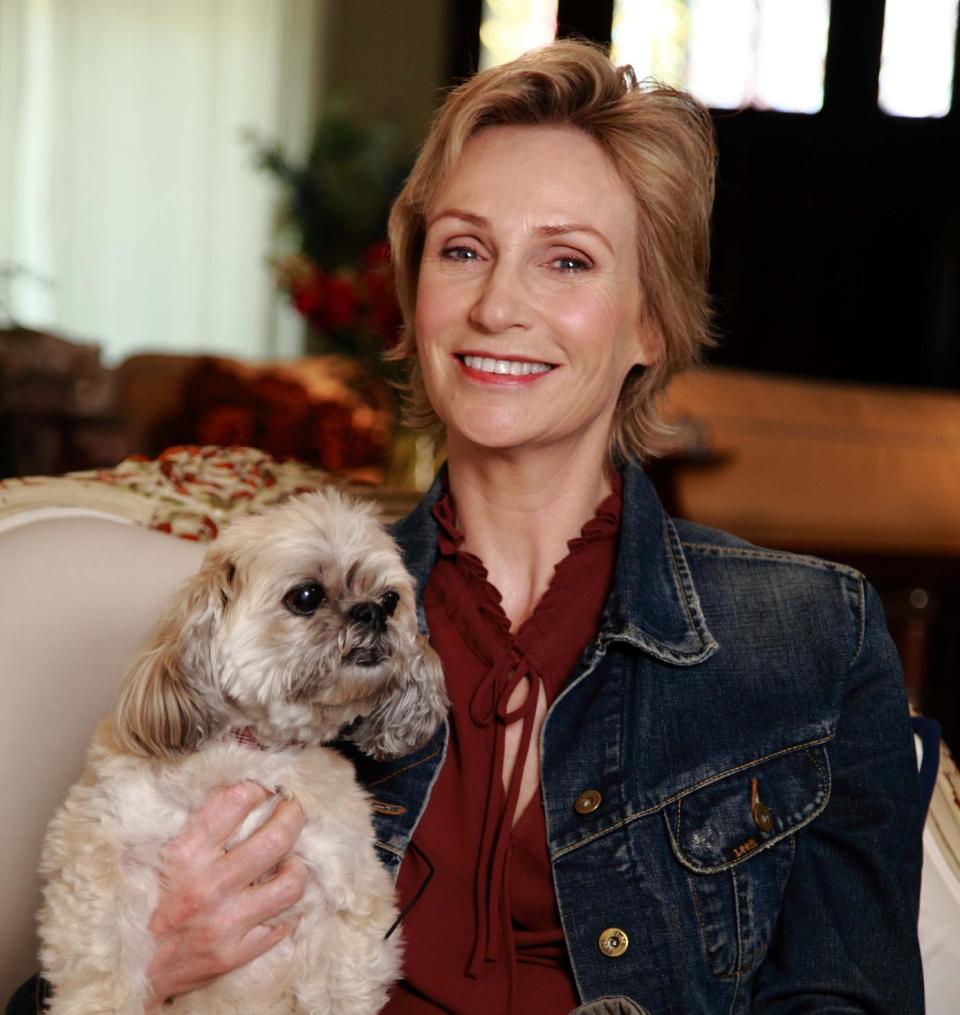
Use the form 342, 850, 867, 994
463, 355, 552, 376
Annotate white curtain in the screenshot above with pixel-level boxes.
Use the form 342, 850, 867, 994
0, 0, 325, 363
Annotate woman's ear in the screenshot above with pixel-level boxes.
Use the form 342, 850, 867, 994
112, 551, 237, 758
631, 313, 662, 368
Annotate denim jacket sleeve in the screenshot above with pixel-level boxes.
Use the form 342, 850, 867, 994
749, 579, 924, 1013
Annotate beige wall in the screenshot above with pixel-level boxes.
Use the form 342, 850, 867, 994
322, 0, 449, 146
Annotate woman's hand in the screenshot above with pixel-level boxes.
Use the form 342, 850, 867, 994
144, 781, 307, 1011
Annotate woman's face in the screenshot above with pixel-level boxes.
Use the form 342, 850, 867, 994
415, 124, 656, 460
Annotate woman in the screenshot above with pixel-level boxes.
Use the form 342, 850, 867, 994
11, 41, 922, 1015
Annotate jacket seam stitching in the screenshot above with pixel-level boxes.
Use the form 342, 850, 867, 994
552, 733, 833, 861
710, 872, 751, 982
729, 868, 744, 998
805, 745, 826, 781
665, 521, 707, 649
680, 540, 864, 580
731, 867, 744, 979
365, 742, 441, 788
727, 968, 743, 1012
571, 998, 652, 1015
850, 574, 867, 667
544, 641, 609, 1008
687, 870, 710, 951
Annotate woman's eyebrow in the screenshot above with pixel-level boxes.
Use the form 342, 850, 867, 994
427, 208, 487, 229
537, 223, 613, 253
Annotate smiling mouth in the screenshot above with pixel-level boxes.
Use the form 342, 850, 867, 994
457, 354, 555, 377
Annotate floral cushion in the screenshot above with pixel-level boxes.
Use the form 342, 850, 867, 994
0, 444, 419, 542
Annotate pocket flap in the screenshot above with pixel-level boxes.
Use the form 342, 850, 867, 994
666, 742, 831, 873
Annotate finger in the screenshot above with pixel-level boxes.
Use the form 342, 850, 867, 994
234, 920, 292, 970
174, 782, 271, 857
217, 799, 306, 895
234, 857, 308, 929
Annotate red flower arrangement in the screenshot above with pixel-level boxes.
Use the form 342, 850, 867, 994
272, 241, 403, 373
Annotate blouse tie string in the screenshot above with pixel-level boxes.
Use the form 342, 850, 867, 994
433, 495, 545, 980
466, 648, 543, 980
428, 481, 622, 992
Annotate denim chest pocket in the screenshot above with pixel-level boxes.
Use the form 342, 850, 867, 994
663, 740, 831, 979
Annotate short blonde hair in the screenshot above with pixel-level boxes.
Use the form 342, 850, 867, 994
387, 40, 717, 461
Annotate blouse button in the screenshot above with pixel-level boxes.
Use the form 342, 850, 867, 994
598, 927, 629, 957
574, 789, 602, 814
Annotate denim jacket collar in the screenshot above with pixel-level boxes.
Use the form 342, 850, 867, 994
391, 461, 718, 666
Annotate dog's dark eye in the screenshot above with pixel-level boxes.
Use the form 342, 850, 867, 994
283, 582, 326, 616
381, 590, 400, 617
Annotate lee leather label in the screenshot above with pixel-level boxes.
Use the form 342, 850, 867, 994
728, 836, 759, 861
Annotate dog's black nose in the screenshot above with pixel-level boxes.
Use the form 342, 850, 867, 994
350, 601, 385, 629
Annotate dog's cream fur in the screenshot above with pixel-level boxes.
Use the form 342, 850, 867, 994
38, 490, 447, 1014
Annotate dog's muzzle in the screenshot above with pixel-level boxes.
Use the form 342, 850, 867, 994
343, 600, 392, 667
349, 600, 388, 633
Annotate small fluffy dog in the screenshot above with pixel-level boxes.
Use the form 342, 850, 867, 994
38, 491, 447, 1014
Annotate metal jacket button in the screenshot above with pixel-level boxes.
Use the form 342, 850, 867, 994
598, 927, 629, 957
753, 802, 774, 833
574, 789, 602, 814
750, 777, 774, 833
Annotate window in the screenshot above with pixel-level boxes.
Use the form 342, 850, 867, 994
0, 0, 318, 363
611, 0, 830, 113
479, 0, 558, 70
879, 0, 958, 117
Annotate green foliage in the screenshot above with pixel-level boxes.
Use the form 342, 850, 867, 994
247, 99, 410, 272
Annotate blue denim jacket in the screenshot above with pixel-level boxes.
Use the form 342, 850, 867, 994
350, 462, 924, 1015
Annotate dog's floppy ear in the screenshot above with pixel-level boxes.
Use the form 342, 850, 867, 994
112, 550, 236, 759
349, 636, 448, 761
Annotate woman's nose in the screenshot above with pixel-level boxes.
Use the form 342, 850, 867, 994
468, 259, 531, 334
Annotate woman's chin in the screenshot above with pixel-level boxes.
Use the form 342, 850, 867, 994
437, 402, 530, 451
448, 424, 532, 455
446, 417, 605, 461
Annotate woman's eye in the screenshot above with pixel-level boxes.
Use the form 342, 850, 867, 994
441, 244, 479, 261
551, 255, 591, 272
283, 582, 326, 616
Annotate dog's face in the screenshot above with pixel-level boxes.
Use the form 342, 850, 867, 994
113, 490, 447, 761
215, 492, 421, 720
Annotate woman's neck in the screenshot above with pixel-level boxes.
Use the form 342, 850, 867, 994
445, 437, 616, 631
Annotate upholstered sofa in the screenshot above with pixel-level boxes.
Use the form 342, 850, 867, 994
1, 445, 958, 1011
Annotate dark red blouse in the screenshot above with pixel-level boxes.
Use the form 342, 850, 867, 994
385, 482, 622, 1015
